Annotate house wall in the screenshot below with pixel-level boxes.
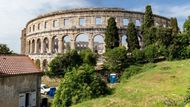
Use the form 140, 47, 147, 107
0, 74, 41, 107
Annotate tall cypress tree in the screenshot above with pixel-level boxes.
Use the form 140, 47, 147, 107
104, 17, 119, 51
143, 5, 154, 28
127, 23, 140, 52
170, 17, 179, 36
141, 5, 155, 47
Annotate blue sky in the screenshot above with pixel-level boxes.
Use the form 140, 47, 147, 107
0, 0, 190, 53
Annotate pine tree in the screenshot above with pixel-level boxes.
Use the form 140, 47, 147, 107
126, 23, 140, 52
170, 17, 179, 36
104, 17, 119, 51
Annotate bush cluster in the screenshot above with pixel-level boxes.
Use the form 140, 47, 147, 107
52, 64, 110, 107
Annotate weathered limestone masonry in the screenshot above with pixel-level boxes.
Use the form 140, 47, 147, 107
21, 8, 170, 70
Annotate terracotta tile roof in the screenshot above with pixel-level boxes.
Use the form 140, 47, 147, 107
0, 55, 42, 77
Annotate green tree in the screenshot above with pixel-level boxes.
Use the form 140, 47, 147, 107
143, 27, 157, 46
80, 49, 97, 66
52, 64, 110, 107
46, 50, 82, 77
104, 17, 119, 51
143, 5, 154, 29
132, 48, 144, 63
104, 47, 128, 73
168, 33, 189, 60
141, 5, 155, 47
144, 44, 158, 62
184, 16, 190, 33
170, 17, 179, 36
156, 27, 172, 47
0, 44, 13, 54
126, 23, 140, 52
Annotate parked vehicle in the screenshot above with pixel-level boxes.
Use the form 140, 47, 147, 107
40, 84, 50, 94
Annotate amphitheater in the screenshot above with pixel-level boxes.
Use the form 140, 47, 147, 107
20, 8, 170, 71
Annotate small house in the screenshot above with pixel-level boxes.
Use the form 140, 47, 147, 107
0, 55, 42, 107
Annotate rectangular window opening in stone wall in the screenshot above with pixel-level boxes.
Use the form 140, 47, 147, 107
33, 25, 35, 31
96, 17, 102, 25
123, 18, 129, 26
53, 20, 59, 28
44, 21, 47, 29
29, 27, 31, 32
64, 19, 69, 26
79, 18, 85, 26
38, 23, 41, 30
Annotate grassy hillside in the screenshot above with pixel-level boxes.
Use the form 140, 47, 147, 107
73, 59, 190, 107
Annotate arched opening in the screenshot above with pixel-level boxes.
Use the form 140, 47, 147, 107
122, 35, 128, 49
75, 34, 89, 52
93, 35, 105, 54
42, 59, 48, 71
32, 39, 35, 53
35, 59, 40, 69
28, 41, 31, 53
43, 37, 49, 53
62, 35, 70, 53
37, 39, 41, 54
52, 36, 58, 53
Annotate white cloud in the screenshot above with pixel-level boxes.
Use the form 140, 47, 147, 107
0, 0, 93, 53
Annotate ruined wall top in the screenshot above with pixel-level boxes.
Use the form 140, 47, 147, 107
26, 8, 170, 26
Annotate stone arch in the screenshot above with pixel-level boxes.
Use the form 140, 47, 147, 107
75, 33, 89, 52
36, 38, 41, 54
32, 39, 35, 53
35, 59, 40, 69
62, 35, 70, 53
43, 37, 49, 53
42, 59, 48, 71
52, 35, 58, 53
93, 34, 105, 54
121, 35, 128, 49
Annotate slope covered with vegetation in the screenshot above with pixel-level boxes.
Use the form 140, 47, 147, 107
73, 59, 190, 107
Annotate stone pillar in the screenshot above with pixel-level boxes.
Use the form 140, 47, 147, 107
41, 38, 44, 54
70, 34, 76, 50
34, 39, 37, 54
49, 37, 52, 53
88, 33, 94, 51
58, 37, 63, 53
30, 40, 32, 54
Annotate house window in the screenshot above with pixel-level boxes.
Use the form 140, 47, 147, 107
79, 18, 85, 26
123, 19, 129, 26
64, 19, 69, 26
135, 20, 141, 26
44, 21, 47, 29
53, 20, 59, 28
96, 17, 102, 25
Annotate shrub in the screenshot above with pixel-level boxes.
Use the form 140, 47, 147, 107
144, 44, 158, 62
104, 47, 128, 73
46, 50, 82, 78
80, 48, 97, 66
120, 65, 142, 81
132, 48, 145, 63
52, 64, 110, 107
